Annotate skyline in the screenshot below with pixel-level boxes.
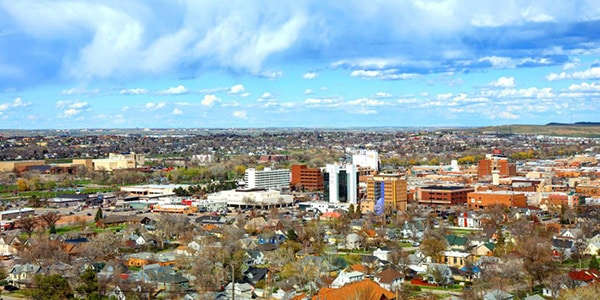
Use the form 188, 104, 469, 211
1, 1, 600, 129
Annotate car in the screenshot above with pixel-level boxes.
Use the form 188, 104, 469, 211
86, 213, 92, 216
412, 242, 420, 247
69, 212, 75, 215
4, 284, 19, 291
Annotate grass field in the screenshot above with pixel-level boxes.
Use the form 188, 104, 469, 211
475, 124, 600, 137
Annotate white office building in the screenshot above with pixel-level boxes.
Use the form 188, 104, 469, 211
244, 167, 290, 190
351, 149, 379, 171
324, 163, 358, 204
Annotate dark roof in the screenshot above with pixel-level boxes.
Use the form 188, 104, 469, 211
552, 238, 574, 249
446, 234, 468, 246
421, 185, 472, 191
56, 194, 89, 200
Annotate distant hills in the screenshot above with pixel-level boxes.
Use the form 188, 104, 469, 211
477, 123, 600, 137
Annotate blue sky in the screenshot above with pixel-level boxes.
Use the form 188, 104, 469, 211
1, 0, 600, 129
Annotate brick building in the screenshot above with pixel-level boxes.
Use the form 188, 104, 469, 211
417, 186, 475, 206
290, 164, 324, 191
362, 174, 407, 214
467, 191, 527, 209
478, 154, 516, 179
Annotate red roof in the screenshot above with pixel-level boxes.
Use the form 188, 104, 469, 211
568, 269, 600, 282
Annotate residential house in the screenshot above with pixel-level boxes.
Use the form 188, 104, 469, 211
311, 279, 396, 300
483, 289, 514, 300
426, 263, 453, 286
142, 264, 189, 292
246, 250, 265, 265
244, 217, 269, 233
374, 268, 404, 292
373, 248, 391, 262
0, 234, 22, 255
457, 212, 483, 228
244, 266, 268, 287
584, 233, 600, 255
257, 232, 286, 245
331, 270, 365, 288
224, 282, 254, 299
343, 233, 362, 250
9, 263, 42, 288
446, 234, 469, 251
437, 251, 472, 268
474, 243, 496, 257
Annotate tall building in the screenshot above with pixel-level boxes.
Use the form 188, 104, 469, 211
93, 152, 145, 171
351, 149, 379, 171
467, 191, 527, 209
244, 167, 290, 190
290, 164, 324, 191
478, 153, 516, 179
362, 174, 407, 214
324, 164, 358, 204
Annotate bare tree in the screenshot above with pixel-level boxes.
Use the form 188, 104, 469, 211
80, 231, 123, 262
16, 216, 38, 238
39, 211, 61, 231
20, 235, 70, 273
420, 232, 448, 262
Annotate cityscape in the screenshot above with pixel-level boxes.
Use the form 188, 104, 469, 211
1, 1, 600, 300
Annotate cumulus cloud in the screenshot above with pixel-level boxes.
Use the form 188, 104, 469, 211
159, 85, 188, 95
201, 94, 221, 106
120, 88, 148, 95
303, 72, 317, 79
259, 92, 274, 101
568, 81, 600, 91
374, 92, 392, 98
490, 76, 516, 88
546, 67, 600, 81
303, 89, 313, 95
232, 110, 247, 118
497, 111, 519, 119
172, 108, 183, 115
145, 102, 166, 111
229, 84, 245, 94
56, 100, 90, 110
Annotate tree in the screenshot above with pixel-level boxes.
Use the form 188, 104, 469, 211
420, 233, 448, 262
518, 237, 555, 292
75, 268, 102, 300
20, 235, 70, 272
16, 178, 29, 192
94, 207, 103, 222
16, 216, 38, 238
28, 274, 74, 300
39, 211, 61, 231
590, 255, 599, 270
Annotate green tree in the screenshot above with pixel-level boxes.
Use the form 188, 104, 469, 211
590, 255, 599, 270
29, 274, 74, 300
76, 269, 102, 300
94, 207, 103, 222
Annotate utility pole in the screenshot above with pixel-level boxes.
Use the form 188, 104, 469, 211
231, 264, 235, 300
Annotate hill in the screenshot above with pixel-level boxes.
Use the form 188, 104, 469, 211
475, 124, 600, 137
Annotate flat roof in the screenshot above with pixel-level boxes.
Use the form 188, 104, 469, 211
421, 185, 472, 191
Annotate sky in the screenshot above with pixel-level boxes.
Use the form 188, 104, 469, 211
1, 0, 600, 129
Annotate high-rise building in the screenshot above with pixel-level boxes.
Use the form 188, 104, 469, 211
351, 149, 379, 171
324, 164, 358, 204
362, 174, 407, 214
478, 153, 516, 179
290, 164, 324, 191
244, 167, 290, 190
417, 186, 475, 206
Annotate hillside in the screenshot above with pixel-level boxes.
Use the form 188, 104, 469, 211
475, 124, 600, 137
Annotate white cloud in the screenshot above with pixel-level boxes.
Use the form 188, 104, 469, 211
120, 88, 148, 95
374, 92, 392, 98
303, 89, 313, 95
159, 85, 188, 95
254, 70, 283, 79
63, 109, 80, 117
490, 76, 516, 88
201, 94, 221, 106
303, 72, 317, 79
0, 103, 9, 111
229, 84, 245, 94
497, 111, 519, 119
347, 98, 385, 106
546, 67, 600, 81
568, 81, 600, 91
56, 100, 90, 110
259, 92, 273, 101
232, 110, 247, 118
350, 69, 416, 80
145, 102, 166, 111
240, 92, 250, 97
172, 108, 183, 115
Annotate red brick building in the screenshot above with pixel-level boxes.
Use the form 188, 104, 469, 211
290, 164, 324, 191
417, 186, 475, 206
478, 154, 516, 178
467, 191, 527, 209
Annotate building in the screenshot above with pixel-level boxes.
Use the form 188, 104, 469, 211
351, 149, 379, 171
362, 174, 407, 214
0, 160, 45, 173
478, 153, 516, 180
92, 152, 145, 171
244, 167, 290, 190
206, 189, 294, 209
290, 164, 324, 191
0, 208, 35, 221
417, 186, 474, 206
467, 191, 527, 209
324, 164, 358, 204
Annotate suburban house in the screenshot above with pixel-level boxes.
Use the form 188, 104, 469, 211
9, 263, 42, 288
331, 270, 365, 288
374, 268, 404, 291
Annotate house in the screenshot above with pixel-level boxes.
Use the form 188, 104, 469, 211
244, 266, 268, 286
483, 289, 513, 300
331, 270, 365, 288
373, 248, 392, 262
246, 250, 265, 265
437, 251, 472, 268
9, 263, 42, 288
457, 212, 483, 228
568, 268, 600, 284
474, 243, 495, 257
224, 282, 254, 299
244, 217, 268, 232
312, 279, 396, 300
374, 268, 404, 292
426, 263, 453, 286
522, 295, 545, 300
584, 233, 600, 255
256, 232, 286, 245
0, 234, 22, 255
142, 264, 189, 292
551, 238, 575, 260
108, 286, 126, 300
446, 234, 469, 251
344, 233, 362, 250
